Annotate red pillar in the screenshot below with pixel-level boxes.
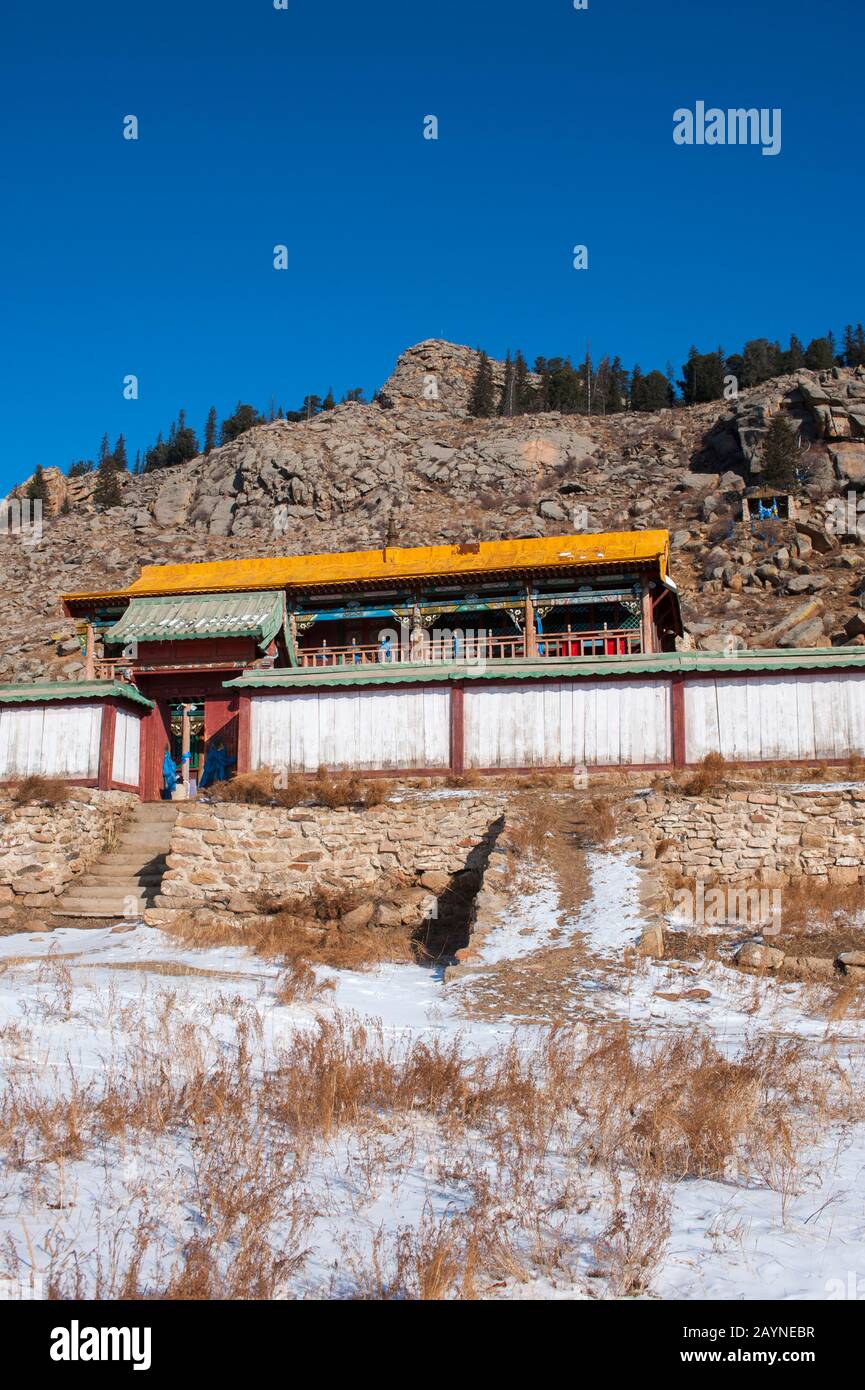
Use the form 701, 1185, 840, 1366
236, 694, 252, 775
97, 701, 117, 790
450, 683, 465, 775
671, 675, 686, 768
641, 583, 655, 654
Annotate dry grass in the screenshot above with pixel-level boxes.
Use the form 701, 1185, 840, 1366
576, 796, 618, 847
6, 775, 70, 807
163, 886, 420, 972
0, 980, 850, 1301
210, 766, 392, 811
0, 1010, 840, 1300
680, 753, 730, 797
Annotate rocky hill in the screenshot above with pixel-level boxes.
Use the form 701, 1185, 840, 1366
4, 339, 865, 682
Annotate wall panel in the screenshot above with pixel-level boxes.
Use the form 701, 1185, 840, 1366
0, 704, 102, 779
250, 688, 451, 771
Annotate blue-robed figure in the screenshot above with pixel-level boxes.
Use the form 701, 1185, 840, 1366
199, 738, 236, 790
162, 748, 177, 800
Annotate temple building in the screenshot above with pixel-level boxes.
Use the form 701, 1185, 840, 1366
3, 528, 865, 794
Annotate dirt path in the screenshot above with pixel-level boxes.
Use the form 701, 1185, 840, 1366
454, 796, 615, 1026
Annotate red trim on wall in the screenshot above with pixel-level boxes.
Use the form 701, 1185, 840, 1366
237, 694, 251, 776
450, 683, 465, 776
671, 675, 686, 768
97, 702, 117, 791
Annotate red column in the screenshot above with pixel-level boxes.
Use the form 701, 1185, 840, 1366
450, 684, 465, 775
641, 583, 655, 654
671, 675, 686, 768
97, 701, 117, 790
236, 694, 252, 775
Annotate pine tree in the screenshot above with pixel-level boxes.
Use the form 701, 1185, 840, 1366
93, 455, 123, 507
112, 434, 128, 471
498, 351, 515, 416
26, 465, 49, 506
322, 388, 336, 411
804, 336, 834, 371
68, 459, 94, 478
467, 351, 496, 417
220, 402, 263, 444
203, 407, 217, 454
513, 351, 534, 413
786, 335, 805, 371
762, 414, 799, 489
98, 433, 111, 466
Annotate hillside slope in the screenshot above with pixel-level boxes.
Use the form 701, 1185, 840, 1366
5, 340, 865, 681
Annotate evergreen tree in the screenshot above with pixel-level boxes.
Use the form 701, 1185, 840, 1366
322, 387, 336, 411
499, 351, 515, 416
342, 387, 366, 403
67, 459, 94, 478
762, 414, 799, 489
26, 465, 49, 506
220, 402, 263, 444
93, 455, 123, 507
513, 350, 534, 413
467, 351, 496, 417
680, 346, 726, 404
98, 433, 111, 466
843, 324, 865, 368
203, 407, 217, 454
785, 334, 805, 372
804, 336, 834, 371
631, 368, 673, 412
112, 434, 128, 471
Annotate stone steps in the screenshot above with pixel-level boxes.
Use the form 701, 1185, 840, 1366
52, 802, 178, 921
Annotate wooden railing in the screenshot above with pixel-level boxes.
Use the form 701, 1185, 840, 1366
298, 629, 643, 667
92, 657, 136, 682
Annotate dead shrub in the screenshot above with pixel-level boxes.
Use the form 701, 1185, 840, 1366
210, 768, 275, 805
591, 1175, 672, 1297
209, 765, 391, 811
577, 796, 618, 847
8, 775, 69, 807
680, 752, 729, 797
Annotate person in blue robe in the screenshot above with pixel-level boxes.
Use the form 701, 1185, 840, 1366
162, 748, 177, 799
199, 738, 236, 789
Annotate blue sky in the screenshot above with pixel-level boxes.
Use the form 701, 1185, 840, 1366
1, 0, 862, 492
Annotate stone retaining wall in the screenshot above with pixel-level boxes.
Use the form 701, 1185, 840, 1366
633, 785, 865, 884
0, 789, 136, 913
146, 794, 506, 924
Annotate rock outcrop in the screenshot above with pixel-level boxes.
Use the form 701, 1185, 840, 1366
6, 340, 865, 680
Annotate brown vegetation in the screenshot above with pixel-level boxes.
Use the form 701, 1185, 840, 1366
0, 1005, 842, 1300
6, 775, 70, 807
210, 766, 392, 810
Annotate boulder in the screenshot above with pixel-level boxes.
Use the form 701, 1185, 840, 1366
796, 521, 838, 555
734, 942, 785, 970
638, 924, 665, 959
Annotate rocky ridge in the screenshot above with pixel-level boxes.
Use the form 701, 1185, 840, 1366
4, 339, 865, 681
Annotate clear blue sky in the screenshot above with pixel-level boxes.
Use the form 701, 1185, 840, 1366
1, 0, 862, 492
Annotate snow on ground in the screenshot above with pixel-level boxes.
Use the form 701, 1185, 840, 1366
2, 842, 865, 1300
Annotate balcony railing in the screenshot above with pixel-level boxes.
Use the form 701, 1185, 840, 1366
93, 657, 136, 682
298, 629, 643, 668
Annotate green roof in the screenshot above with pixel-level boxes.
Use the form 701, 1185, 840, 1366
106, 591, 285, 650
224, 646, 865, 691
0, 680, 153, 710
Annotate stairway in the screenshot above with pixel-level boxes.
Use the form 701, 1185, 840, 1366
53, 802, 180, 920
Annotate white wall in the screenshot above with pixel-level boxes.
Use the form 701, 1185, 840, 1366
112, 708, 141, 787
464, 679, 672, 768
251, 688, 451, 771
685, 672, 865, 762
0, 703, 102, 780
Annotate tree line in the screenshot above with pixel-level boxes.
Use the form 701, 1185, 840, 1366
468, 323, 865, 417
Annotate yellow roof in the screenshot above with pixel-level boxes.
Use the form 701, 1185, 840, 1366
63, 531, 669, 605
